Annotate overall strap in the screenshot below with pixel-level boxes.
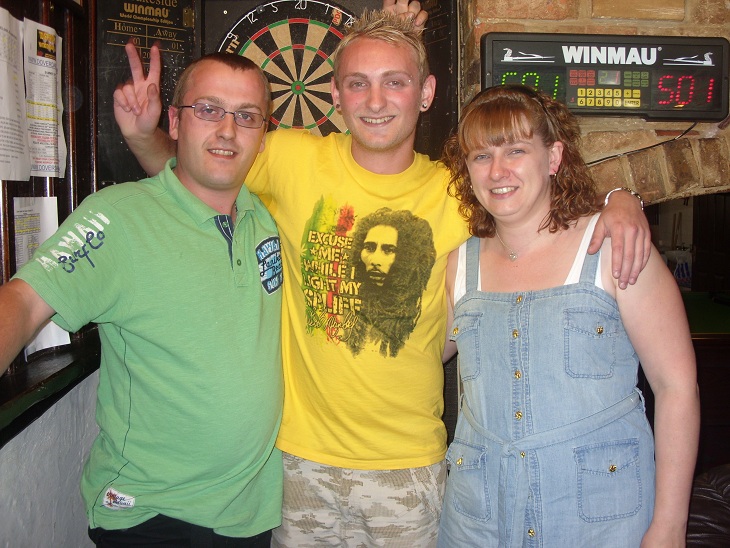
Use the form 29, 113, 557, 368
577, 215, 602, 284
578, 248, 601, 283
465, 236, 480, 292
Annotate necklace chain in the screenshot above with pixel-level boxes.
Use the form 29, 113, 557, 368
495, 231, 518, 262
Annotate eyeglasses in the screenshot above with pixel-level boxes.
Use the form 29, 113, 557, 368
177, 103, 266, 129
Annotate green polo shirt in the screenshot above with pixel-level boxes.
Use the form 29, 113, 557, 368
15, 159, 283, 536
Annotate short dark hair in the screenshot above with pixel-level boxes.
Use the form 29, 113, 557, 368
172, 52, 271, 116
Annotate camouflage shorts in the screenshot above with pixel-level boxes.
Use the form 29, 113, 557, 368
271, 453, 446, 547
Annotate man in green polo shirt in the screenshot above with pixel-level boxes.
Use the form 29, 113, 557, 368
0, 53, 283, 546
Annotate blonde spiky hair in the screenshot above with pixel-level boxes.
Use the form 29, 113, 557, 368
332, 9, 429, 86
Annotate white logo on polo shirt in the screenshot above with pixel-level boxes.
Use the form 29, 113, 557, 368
103, 487, 135, 510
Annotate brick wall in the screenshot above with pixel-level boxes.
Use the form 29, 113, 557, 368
458, 0, 729, 203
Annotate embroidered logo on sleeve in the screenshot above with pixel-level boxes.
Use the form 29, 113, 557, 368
103, 487, 135, 510
256, 236, 283, 294
34, 209, 110, 273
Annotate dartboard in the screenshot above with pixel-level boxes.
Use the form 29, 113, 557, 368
218, 0, 357, 135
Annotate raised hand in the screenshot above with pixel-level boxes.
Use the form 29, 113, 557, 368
113, 41, 163, 142
112, 41, 173, 175
382, 0, 429, 30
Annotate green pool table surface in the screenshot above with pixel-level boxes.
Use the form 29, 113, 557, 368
682, 292, 730, 336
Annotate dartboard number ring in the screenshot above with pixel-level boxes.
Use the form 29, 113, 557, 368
218, 0, 357, 135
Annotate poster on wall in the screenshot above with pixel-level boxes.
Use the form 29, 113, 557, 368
96, 0, 198, 185
23, 18, 66, 178
0, 9, 67, 181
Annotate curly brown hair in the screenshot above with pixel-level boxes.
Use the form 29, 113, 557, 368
442, 84, 599, 238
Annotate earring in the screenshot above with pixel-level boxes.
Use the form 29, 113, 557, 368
422, 102, 428, 108
335, 103, 340, 109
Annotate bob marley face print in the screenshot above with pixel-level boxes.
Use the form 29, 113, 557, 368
301, 203, 436, 358
360, 225, 398, 287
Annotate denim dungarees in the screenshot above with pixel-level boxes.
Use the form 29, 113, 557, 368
438, 236, 655, 547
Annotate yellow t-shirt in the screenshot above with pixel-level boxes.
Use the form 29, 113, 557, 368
248, 130, 469, 469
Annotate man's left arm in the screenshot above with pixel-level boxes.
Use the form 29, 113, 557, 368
589, 188, 650, 290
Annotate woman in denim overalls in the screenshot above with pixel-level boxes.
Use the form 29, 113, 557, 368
437, 85, 699, 547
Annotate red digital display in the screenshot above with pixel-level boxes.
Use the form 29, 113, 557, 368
654, 70, 717, 110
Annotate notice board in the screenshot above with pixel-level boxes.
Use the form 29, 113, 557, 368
96, 0, 200, 185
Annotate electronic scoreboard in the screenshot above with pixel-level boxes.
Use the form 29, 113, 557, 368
482, 33, 729, 121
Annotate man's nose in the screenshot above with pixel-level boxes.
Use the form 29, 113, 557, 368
366, 85, 386, 111
216, 112, 238, 138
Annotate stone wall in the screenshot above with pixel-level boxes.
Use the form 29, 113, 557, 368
458, 0, 729, 203
0, 372, 98, 547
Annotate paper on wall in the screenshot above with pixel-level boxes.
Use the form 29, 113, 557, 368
14, 197, 71, 357
23, 18, 66, 178
0, 8, 30, 180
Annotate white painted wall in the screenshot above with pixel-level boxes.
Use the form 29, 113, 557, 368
0, 371, 99, 548
651, 197, 694, 252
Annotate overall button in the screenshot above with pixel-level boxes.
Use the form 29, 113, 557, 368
528, 528, 536, 538
512, 329, 519, 339
452, 327, 459, 335
515, 411, 523, 420
516, 295, 523, 303
514, 370, 522, 380
596, 325, 604, 334
520, 451, 526, 458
